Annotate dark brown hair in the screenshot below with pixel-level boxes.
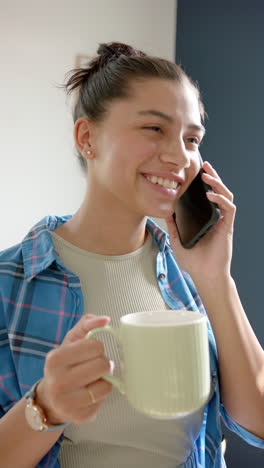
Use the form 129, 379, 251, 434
60, 42, 205, 174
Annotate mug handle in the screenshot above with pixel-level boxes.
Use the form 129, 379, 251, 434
86, 326, 125, 395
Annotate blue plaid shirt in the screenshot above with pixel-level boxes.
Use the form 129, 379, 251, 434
0, 215, 263, 468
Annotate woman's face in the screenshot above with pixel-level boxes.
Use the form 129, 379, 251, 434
85, 78, 205, 219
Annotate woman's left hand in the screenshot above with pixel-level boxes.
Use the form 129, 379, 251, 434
165, 161, 236, 282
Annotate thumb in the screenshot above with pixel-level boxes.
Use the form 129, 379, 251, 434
63, 314, 111, 345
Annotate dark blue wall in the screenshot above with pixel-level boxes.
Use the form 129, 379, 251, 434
176, 1, 264, 466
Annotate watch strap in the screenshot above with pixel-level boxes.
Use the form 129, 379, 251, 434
25, 379, 69, 432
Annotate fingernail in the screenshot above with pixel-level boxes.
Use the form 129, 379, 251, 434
101, 316, 111, 321
109, 360, 115, 376
85, 315, 110, 323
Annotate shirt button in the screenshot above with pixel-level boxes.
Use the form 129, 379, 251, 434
159, 273, 166, 280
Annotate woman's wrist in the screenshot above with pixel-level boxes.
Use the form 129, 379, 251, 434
35, 379, 67, 426
193, 271, 233, 291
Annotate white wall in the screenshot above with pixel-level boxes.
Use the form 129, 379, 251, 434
0, 0, 176, 249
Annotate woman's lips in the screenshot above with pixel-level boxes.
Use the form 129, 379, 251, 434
142, 174, 181, 198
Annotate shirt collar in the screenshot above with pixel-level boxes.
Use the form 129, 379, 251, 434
22, 215, 169, 281
22, 215, 73, 281
146, 218, 169, 252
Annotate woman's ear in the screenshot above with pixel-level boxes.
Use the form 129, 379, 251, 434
74, 117, 96, 159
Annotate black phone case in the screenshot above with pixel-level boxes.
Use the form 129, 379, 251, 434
173, 170, 220, 249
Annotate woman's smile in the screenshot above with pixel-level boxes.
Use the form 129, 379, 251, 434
141, 173, 181, 199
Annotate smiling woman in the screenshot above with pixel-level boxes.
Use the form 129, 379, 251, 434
53, 46, 206, 254
61, 42, 206, 177
0, 41, 263, 468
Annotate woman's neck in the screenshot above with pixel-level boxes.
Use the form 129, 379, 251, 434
54, 200, 148, 256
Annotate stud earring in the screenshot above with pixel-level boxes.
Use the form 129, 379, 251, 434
87, 150, 92, 155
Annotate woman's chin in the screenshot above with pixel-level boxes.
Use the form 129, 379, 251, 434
146, 207, 174, 219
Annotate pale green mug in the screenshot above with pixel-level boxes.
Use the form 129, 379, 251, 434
86, 310, 211, 419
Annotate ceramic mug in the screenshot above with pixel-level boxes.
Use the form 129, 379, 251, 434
86, 310, 211, 419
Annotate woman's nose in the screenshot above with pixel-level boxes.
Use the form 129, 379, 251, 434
159, 142, 191, 169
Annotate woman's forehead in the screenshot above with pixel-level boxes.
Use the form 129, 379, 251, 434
109, 79, 201, 124
131, 78, 197, 101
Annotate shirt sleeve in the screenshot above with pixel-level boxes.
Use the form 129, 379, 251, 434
0, 248, 23, 415
220, 403, 264, 448
0, 296, 22, 417
183, 270, 264, 450
0, 264, 64, 468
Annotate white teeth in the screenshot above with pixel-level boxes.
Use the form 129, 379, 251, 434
146, 175, 178, 189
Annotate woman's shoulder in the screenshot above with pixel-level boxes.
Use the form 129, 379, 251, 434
0, 242, 24, 286
0, 214, 73, 284
0, 241, 23, 263
0, 243, 26, 312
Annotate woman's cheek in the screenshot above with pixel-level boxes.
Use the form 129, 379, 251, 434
140, 141, 160, 159
182, 154, 200, 191
190, 153, 201, 176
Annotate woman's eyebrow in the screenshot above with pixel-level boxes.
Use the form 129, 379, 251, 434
137, 109, 174, 122
137, 110, 206, 135
188, 124, 206, 136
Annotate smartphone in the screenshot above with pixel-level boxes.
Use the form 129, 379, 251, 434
173, 168, 220, 249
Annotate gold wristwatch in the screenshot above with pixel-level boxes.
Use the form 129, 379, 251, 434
25, 380, 69, 432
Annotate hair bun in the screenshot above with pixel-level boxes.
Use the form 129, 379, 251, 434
97, 42, 146, 66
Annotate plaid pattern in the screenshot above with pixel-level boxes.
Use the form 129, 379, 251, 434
0, 215, 263, 468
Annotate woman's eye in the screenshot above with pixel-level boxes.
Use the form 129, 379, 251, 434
144, 126, 162, 133
186, 137, 201, 146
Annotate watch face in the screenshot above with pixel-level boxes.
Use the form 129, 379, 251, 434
25, 403, 44, 431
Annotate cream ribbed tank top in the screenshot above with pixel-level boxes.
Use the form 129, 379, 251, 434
51, 231, 205, 468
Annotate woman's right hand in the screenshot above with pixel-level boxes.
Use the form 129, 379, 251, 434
35, 314, 113, 426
